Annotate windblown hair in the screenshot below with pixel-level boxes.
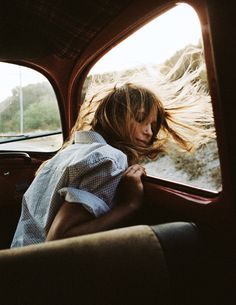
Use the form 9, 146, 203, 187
73, 83, 192, 164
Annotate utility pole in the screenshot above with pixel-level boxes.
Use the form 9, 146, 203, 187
19, 66, 23, 134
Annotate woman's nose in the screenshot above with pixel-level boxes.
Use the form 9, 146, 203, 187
143, 124, 153, 136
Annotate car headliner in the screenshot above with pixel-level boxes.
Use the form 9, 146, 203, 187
0, 0, 132, 60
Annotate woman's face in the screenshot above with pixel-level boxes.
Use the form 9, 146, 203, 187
130, 107, 157, 148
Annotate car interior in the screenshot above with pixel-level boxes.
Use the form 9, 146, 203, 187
0, 0, 235, 304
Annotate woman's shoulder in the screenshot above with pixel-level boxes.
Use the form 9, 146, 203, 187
90, 143, 128, 168
75, 130, 128, 165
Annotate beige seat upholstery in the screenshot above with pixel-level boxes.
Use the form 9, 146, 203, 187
0, 225, 170, 305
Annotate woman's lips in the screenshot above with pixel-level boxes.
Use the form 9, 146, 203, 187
136, 139, 149, 147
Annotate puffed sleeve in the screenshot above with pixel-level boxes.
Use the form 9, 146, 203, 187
58, 147, 128, 217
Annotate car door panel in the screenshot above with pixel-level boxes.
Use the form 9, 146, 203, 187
0, 152, 47, 249
141, 176, 221, 229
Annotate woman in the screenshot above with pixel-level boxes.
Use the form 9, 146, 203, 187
11, 82, 204, 247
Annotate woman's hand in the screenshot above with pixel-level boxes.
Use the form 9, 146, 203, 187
116, 164, 146, 211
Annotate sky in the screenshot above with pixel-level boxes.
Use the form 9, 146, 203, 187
89, 3, 201, 74
0, 64, 46, 103
0, 3, 201, 102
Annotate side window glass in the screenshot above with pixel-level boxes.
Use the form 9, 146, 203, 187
82, 4, 221, 193
0, 63, 63, 152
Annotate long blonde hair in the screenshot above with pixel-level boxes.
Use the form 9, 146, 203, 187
67, 81, 213, 165
79, 83, 190, 163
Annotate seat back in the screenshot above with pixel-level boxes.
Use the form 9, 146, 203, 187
0, 225, 170, 305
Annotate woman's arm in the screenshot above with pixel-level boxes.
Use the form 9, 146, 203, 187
46, 164, 146, 241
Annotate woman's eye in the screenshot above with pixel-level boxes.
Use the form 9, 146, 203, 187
136, 118, 144, 123
135, 112, 145, 123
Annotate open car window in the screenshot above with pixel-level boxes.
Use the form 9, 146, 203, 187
82, 3, 222, 193
0, 63, 63, 152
